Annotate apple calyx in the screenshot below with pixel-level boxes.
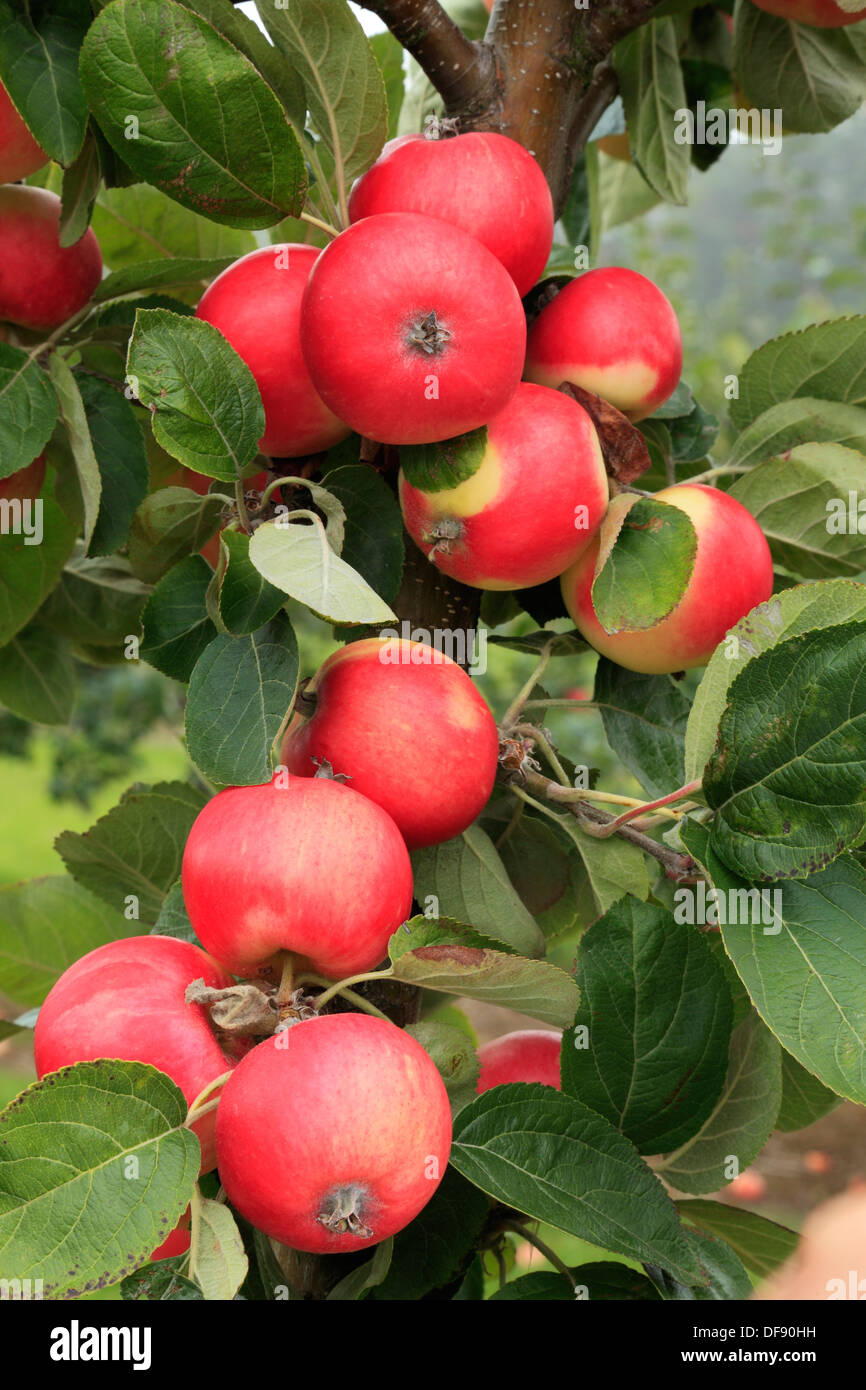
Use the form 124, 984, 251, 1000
423, 516, 464, 558
186, 977, 277, 1035
317, 1184, 374, 1240
406, 309, 453, 356
311, 755, 352, 783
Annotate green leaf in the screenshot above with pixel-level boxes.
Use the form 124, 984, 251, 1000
0, 876, 133, 1008
733, 0, 866, 134
127, 309, 265, 478
257, 0, 388, 188
55, 781, 207, 925
777, 1052, 843, 1133
122, 1259, 202, 1300
325, 1237, 393, 1301
0, 1060, 199, 1299
731, 444, 866, 580
370, 30, 405, 139
405, 1021, 480, 1115
80, 0, 307, 228
76, 376, 150, 556
704, 622, 866, 880
649, 1225, 752, 1301
320, 463, 406, 607
151, 880, 201, 948
371, 1167, 489, 1302
140, 555, 217, 681
399, 427, 488, 494
248, 516, 396, 625
48, 353, 102, 549
487, 629, 586, 658
451, 1085, 701, 1285
655, 1011, 781, 1195
185, 612, 299, 786
492, 1262, 661, 1301
728, 396, 866, 471
94, 256, 239, 304
562, 896, 733, 1153
217, 530, 286, 637
38, 551, 149, 651
685, 578, 866, 781
0, 344, 58, 479
0, 0, 89, 165
0, 625, 76, 725
592, 495, 698, 634
729, 316, 866, 432
188, 1194, 247, 1301
614, 18, 691, 205
683, 820, 866, 1106
410, 825, 546, 959
179, 0, 307, 129
486, 812, 584, 940
558, 820, 652, 922
59, 131, 102, 247
388, 917, 580, 1029
677, 1200, 797, 1282
92, 185, 255, 269
128, 487, 224, 585
0, 496, 78, 646
594, 658, 690, 798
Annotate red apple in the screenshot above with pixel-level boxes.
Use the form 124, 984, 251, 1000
151, 1209, 191, 1261
215, 1014, 452, 1253
300, 211, 526, 445
196, 245, 349, 459
477, 1029, 562, 1091
728, 1169, 767, 1202
33, 936, 250, 1172
525, 266, 683, 422
182, 774, 414, 981
748, 0, 866, 24
282, 636, 499, 849
0, 185, 102, 331
398, 381, 608, 590
348, 132, 554, 298
561, 483, 774, 674
0, 80, 49, 182
0, 452, 45, 502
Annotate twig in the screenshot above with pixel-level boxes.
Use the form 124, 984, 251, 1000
359, 0, 492, 110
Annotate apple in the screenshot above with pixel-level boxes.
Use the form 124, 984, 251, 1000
524, 266, 683, 422
728, 1169, 767, 1202
300, 211, 526, 445
151, 1209, 191, 1261
748, 0, 866, 24
398, 381, 608, 591
0, 185, 102, 331
477, 1029, 562, 1091
33, 935, 251, 1172
182, 773, 414, 981
0, 80, 48, 182
215, 1013, 452, 1253
282, 636, 499, 849
196, 245, 350, 459
348, 132, 554, 298
561, 483, 774, 674
0, 452, 45, 502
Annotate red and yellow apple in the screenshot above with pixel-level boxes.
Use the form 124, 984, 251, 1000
216, 1014, 452, 1254
348, 132, 554, 298
282, 636, 499, 849
182, 774, 414, 981
0, 80, 48, 182
477, 1029, 562, 1091
33, 935, 250, 1172
748, 0, 866, 24
196, 245, 349, 458
0, 185, 102, 330
300, 211, 526, 445
525, 266, 683, 422
398, 381, 609, 590
561, 483, 774, 674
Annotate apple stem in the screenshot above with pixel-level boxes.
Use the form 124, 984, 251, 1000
275, 953, 296, 1008
184, 1070, 234, 1125
299, 210, 341, 239
311, 968, 395, 1013
685, 464, 751, 486
599, 778, 704, 834
500, 637, 558, 729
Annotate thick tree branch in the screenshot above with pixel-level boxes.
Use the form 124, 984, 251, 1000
359, 0, 494, 111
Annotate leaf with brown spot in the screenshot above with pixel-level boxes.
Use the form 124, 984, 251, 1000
558, 381, 652, 486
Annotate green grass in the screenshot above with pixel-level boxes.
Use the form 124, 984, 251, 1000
0, 734, 191, 888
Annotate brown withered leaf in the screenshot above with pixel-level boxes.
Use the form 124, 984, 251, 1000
557, 381, 652, 486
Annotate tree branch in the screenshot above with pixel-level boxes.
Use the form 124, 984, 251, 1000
359, 0, 493, 111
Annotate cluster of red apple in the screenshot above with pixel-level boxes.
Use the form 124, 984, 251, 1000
34, 636, 568, 1257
